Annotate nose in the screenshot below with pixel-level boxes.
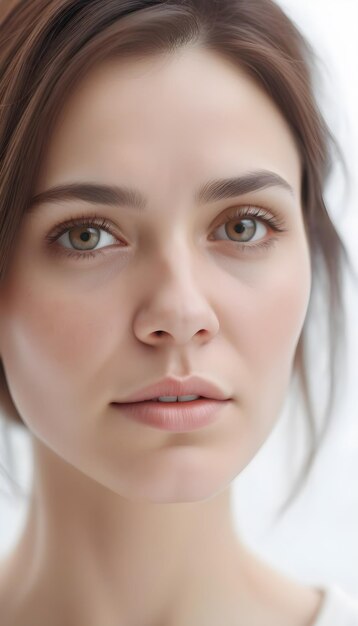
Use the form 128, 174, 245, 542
132, 252, 219, 347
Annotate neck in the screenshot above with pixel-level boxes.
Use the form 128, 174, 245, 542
11, 436, 257, 626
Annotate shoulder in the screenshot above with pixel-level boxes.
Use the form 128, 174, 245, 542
311, 585, 358, 626
0, 555, 14, 624
0, 553, 20, 624
0, 552, 35, 626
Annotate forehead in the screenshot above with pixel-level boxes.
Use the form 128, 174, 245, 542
36, 47, 301, 198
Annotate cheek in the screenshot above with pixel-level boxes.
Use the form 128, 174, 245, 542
225, 245, 311, 432
2, 290, 115, 372
215, 247, 311, 464
233, 251, 311, 370
0, 271, 124, 432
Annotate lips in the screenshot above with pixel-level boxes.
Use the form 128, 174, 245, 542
112, 397, 229, 432
115, 375, 231, 404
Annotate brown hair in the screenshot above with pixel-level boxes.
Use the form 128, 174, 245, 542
0, 0, 354, 517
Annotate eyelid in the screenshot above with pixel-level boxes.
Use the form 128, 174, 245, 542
45, 213, 117, 238
44, 213, 123, 261
210, 204, 287, 241
44, 204, 288, 261
212, 204, 287, 234
207, 205, 287, 255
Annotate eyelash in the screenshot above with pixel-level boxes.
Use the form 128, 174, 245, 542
44, 205, 288, 261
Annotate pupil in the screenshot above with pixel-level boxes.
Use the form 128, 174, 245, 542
235, 223, 246, 234
80, 231, 91, 242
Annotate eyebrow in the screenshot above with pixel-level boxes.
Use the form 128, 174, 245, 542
28, 169, 294, 211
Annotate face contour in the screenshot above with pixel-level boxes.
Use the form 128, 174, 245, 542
0, 47, 311, 502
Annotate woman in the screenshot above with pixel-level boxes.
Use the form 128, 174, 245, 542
0, 0, 357, 624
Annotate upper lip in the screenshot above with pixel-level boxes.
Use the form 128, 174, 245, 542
116, 376, 232, 403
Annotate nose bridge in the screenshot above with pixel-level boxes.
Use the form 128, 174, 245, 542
132, 228, 219, 345
149, 228, 200, 295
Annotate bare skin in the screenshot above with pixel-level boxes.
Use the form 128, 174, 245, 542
0, 473, 323, 626
0, 46, 323, 625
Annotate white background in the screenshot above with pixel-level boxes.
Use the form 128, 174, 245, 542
1, 0, 358, 601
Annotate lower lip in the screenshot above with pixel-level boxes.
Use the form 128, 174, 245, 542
111, 398, 230, 432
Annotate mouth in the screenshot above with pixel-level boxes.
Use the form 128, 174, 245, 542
134, 395, 206, 403
116, 375, 232, 404
111, 397, 230, 432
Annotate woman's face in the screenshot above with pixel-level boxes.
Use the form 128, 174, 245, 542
0, 47, 311, 502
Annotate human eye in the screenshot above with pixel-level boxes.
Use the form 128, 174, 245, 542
44, 213, 124, 261
210, 205, 288, 253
